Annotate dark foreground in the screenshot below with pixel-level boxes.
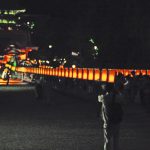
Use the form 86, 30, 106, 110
0, 85, 150, 150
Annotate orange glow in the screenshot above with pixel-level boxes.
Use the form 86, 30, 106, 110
88, 68, 94, 80
39, 68, 41, 74
62, 68, 65, 77
147, 70, 150, 76
32, 68, 35, 73
11, 66, 16, 71
73, 68, 77, 78
58, 68, 62, 76
141, 70, 147, 75
135, 70, 141, 75
59, 65, 64, 68
65, 68, 69, 77
69, 68, 73, 78
83, 68, 88, 80
37, 68, 39, 74
40, 68, 43, 74
108, 69, 115, 83
128, 70, 134, 77
101, 69, 107, 82
43, 68, 46, 75
27, 68, 30, 73
52, 68, 55, 76
18, 54, 26, 60
32, 68, 34, 74
17, 67, 27, 72
94, 69, 100, 81
13, 67, 150, 84
33, 68, 36, 74
42, 66, 45, 75
27, 67, 31, 73
0, 78, 25, 85
77, 68, 82, 79
124, 69, 129, 76
50, 68, 53, 75
116, 69, 124, 75
43, 68, 46, 74
42, 68, 45, 74
47, 68, 50, 75
55, 68, 58, 76
34, 68, 37, 74
45, 68, 49, 75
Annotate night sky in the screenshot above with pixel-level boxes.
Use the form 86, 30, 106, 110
1, 0, 150, 67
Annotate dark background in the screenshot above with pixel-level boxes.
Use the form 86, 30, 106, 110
1, 0, 150, 68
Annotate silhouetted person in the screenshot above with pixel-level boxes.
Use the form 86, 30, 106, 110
34, 77, 44, 100
98, 83, 124, 150
6, 70, 10, 85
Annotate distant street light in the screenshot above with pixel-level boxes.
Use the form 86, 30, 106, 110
49, 45, 53, 48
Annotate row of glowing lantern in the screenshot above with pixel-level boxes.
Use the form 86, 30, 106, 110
15, 67, 150, 83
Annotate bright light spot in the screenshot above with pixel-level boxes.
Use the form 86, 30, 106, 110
53, 58, 56, 61
46, 60, 49, 64
94, 46, 98, 50
10, 44, 15, 47
49, 45, 52, 48
89, 38, 94, 44
8, 27, 13, 30
18, 17, 21, 20
27, 22, 30, 25
72, 65, 76, 68
71, 51, 79, 56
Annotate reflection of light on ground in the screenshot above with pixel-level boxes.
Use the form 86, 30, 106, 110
0, 78, 27, 85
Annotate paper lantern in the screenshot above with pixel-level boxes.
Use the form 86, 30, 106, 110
124, 69, 129, 76
50, 68, 53, 76
94, 69, 100, 81
55, 68, 58, 76
135, 70, 141, 76
69, 68, 73, 78
52, 68, 54, 76
65, 68, 69, 77
88, 68, 94, 80
73, 68, 77, 78
108, 69, 115, 83
83, 68, 88, 80
101, 69, 107, 82
62, 68, 65, 77
141, 70, 147, 75
147, 70, 150, 76
77, 68, 82, 79
58, 68, 61, 76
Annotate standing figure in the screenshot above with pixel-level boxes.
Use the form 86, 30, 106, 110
98, 83, 124, 150
6, 69, 10, 85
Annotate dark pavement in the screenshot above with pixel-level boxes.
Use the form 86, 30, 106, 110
0, 85, 149, 150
